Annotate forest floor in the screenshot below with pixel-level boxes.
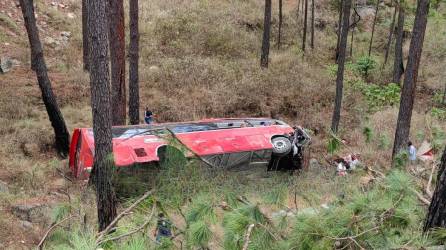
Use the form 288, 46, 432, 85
0, 0, 445, 249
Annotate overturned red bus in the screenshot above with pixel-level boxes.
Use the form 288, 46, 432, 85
68, 118, 310, 178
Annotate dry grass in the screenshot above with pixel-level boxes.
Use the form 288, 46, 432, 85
0, 0, 445, 248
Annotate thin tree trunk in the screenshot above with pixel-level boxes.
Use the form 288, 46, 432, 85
393, 4, 405, 84
310, 0, 315, 49
424, 146, 446, 231
331, 0, 351, 133
278, 0, 283, 49
82, 0, 89, 71
383, 2, 397, 67
350, 27, 354, 57
336, 0, 344, 62
302, 0, 308, 52
260, 0, 272, 68
297, 0, 301, 19
87, 0, 117, 231
19, 0, 70, 157
108, 0, 126, 125
392, 0, 430, 160
368, 0, 380, 56
443, 82, 446, 105
128, 0, 139, 125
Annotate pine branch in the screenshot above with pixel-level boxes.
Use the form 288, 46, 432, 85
96, 190, 153, 243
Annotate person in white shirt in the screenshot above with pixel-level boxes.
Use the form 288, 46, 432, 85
408, 141, 417, 162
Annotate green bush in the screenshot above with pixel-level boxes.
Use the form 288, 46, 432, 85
353, 81, 401, 111
354, 56, 377, 77
289, 171, 427, 249
431, 107, 446, 120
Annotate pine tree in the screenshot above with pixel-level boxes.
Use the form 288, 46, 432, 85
392, 0, 430, 159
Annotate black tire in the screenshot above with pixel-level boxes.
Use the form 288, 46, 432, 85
271, 136, 292, 156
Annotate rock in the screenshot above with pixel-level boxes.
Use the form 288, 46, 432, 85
58, 3, 65, 8
12, 203, 51, 224
149, 65, 160, 74
0, 180, 9, 193
44, 36, 60, 48
61, 31, 71, 37
51, 2, 57, 6
67, 12, 75, 19
21, 142, 40, 157
19, 220, 33, 230
309, 158, 319, 168
0, 57, 13, 74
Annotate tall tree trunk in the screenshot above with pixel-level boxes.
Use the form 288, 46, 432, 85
108, 0, 126, 125
302, 0, 308, 52
278, 0, 283, 49
392, 0, 429, 160
88, 0, 117, 231
383, 2, 397, 67
424, 146, 446, 231
19, 0, 70, 157
297, 0, 301, 19
393, 4, 405, 84
368, 0, 380, 56
310, 0, 315, 49
443, 82, 446, 105
331, 0, 351, 133
350, 26, 354, 57
336, 0, 344, 62
128, 0, 139, 125
260, 0, 272, 68
82, 0, 89, 71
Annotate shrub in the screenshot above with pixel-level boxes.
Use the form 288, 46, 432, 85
431, 107, 446, 120
354, 56, 377, 77
289, 171, 426, 249
353, 81, 401, 111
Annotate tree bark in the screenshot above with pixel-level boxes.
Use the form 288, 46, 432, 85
368, 0, 380, 56
278, 0, 282, 49
260, 0, 272, 68
331, 0, 351, 133
392, 0, 429, 160
350, 26, 354, 57
108, 0, 126, 125
310, 0, 315, 49
87, 0, 117, 231
383, 2, 397, 67
424, 146, 446, 231
393, 4, 405, 84
82, 0, 89, 71
302, 0, 308, 52
297, 0, 301, 19
19, 0, 70, 157
128, 0, 139, 125
336, 0, 344, 62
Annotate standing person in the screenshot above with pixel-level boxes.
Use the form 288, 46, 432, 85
408, 141, 417, 163
144, 107, 154, 124
154, 213, 172, 243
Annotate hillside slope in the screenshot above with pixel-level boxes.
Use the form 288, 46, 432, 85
0, 0, 445, 248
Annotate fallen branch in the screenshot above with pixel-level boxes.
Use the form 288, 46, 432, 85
242, 224, 255, 250
56, 167, 73, 182
97, 203, 156, 245
38, 214, 77, 249
96, 190, 153, 243
365, 165, 385, 179
414, 190, 430, 206
426, 164, 436, 198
